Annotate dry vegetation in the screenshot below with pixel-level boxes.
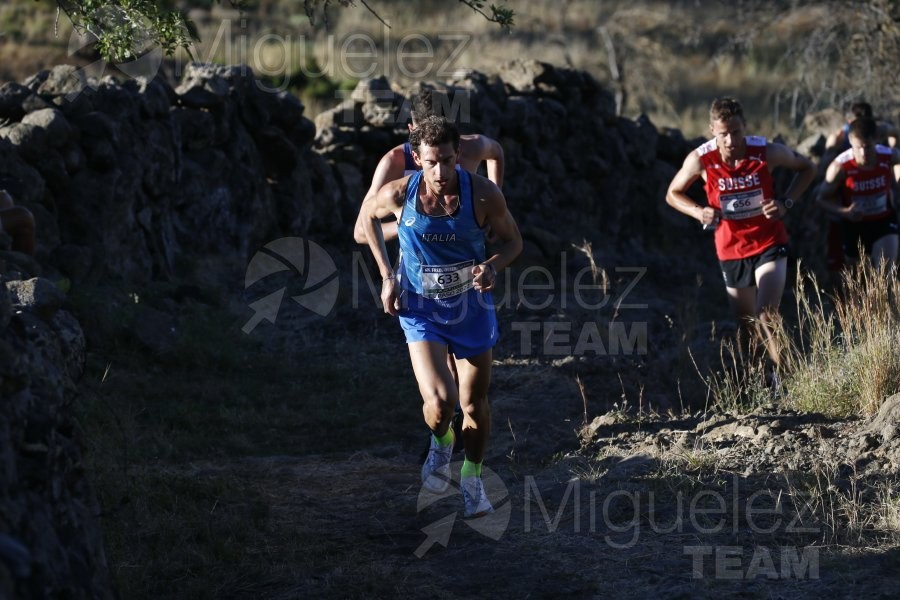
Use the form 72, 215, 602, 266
784, 263, 900, 417
2, 1, 897, 137
707, 260, 900, 418
3, 0, 900, 596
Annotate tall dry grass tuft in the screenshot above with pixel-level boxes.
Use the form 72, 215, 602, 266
783, 261, 900, 417
706, 333, 773, 413
782, 463, 900, 547
707, 259, 900, 417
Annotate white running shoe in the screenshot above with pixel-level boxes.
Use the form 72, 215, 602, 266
421, 431, 454, 493
461, 475, 494, 518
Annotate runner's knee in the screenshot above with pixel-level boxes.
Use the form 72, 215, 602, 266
420, 386, 455, 416
459, 395, 489, 417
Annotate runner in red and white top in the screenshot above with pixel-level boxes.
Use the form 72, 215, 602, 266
696, 135, 787, 261
817, 116, 900, 270
666, 97, 815, 367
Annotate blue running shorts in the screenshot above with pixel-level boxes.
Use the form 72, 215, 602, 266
398, 288, 498, 359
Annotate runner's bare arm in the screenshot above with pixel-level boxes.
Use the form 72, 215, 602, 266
815, 160, 855, 219
665, 151, 719, 226
353, 147, 407, 244
478, 135, 505, 189
472, 177, 521, 291
891, 147, 900, 188
766, 143, 815, 213
878, 121, 900, 148
360, 179, 407, 315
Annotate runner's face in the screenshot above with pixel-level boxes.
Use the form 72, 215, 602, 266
414, 142, 458, 195
848, 133, 877, 168
710, 116, 746, 160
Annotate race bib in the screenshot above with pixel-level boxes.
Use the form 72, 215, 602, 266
720, 189, 764, 220
421, 260, 475, 299
854, 193, 888, 216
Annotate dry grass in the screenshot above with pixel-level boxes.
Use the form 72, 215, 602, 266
781, 462, 900, 547
705, 335, 774, 413
782, 262, 900, 417
707, 258, 900, 418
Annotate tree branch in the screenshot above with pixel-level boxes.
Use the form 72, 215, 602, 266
457, 1, 515, 29
358, 0, 391, 28
47, 0, 514, 64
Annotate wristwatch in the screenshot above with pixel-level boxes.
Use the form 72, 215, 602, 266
781, 197, 794, 210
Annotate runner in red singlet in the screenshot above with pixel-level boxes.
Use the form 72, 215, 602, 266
666, 97, 815, 368
817, 117, 900, 270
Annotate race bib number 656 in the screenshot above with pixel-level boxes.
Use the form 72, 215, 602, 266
721, 189, 764, 220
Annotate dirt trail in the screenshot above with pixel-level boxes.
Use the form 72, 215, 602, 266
79, 252, 890, 599
221, 355, 900, 599
220, 259, 900, 599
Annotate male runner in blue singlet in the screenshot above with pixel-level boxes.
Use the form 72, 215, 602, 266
359, 116, 522, 518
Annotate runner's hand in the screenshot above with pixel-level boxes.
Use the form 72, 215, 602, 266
844, 203, 864, 222
473, 263, 496, 292
761, 198, 784, 220
699, 206, 720, 226
381, 277, 400, 316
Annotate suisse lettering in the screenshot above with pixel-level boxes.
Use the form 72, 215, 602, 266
854, 176, 887, 192
717, 173, 761, 191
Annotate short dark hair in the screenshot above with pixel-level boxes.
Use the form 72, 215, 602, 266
410, 87, 435, 123
710, 97, 744, 123
848, 102, 873, 120
848, 116, 878, 142
409, 116, 460, 154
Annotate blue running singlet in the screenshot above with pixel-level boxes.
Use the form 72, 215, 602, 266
402, 142, 418, 176
396, 168, 498, 358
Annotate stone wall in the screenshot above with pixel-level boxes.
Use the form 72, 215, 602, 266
0, 275, 108, 598
0, 61, 337, 599
315, 59, 699, 259
0, 58, 702, 597
0, 62, 340, 284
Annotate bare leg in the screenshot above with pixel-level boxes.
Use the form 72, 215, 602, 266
447, 352, 460, 387
754, 257, 788, 368
724, 257, 787, 369
725, 284, 757, 354
453, 349, 492, 464
407, 341, 457, 436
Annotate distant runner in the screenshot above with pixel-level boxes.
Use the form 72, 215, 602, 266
820, 102, 900, 273
817, 116, 900, 270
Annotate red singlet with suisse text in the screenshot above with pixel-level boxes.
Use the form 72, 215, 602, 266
697, 136, 786, 260
833, 145, 895, 222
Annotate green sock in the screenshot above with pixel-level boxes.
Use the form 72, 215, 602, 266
461, 458, 482, 479
434, 428, 454, 447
